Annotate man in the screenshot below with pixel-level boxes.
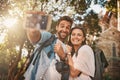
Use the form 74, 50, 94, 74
24, 11, 73, 80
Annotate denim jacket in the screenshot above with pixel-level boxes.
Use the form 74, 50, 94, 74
24, 31, 56, 80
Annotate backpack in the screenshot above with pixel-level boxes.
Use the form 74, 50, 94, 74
92, 47, 108, 80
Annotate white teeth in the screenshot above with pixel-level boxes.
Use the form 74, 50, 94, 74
61, 32, 66, 36
74, 40, 79, 42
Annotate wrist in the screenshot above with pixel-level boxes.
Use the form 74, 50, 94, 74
62, 53, 68, 61
67, 52, 71, 55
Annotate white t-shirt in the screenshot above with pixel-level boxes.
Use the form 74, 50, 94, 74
69, 45, 95, 80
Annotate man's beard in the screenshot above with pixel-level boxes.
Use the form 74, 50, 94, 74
58, 31, 68, 41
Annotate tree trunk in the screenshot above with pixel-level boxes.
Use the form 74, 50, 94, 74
7, 43, 24, 80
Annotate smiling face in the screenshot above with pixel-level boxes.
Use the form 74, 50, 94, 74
56, 20, 71, 42
70, 28, 85, 48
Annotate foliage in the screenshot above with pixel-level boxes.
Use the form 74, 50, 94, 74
84, 10, 101, 34
70, 0, 87, 13
0, 0, 9, 16
105, 0, 117, 13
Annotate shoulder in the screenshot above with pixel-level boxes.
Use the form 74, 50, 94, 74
78, 45, 94, 55
38, 31, 52, 44
41, 31, 51, 36
80, 45, 92, 51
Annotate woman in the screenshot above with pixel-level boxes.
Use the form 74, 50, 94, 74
66, 26, 95, 80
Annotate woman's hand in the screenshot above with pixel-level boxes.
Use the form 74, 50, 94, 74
54, 42, 62, 53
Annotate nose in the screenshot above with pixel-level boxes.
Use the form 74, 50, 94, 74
74, 35, 78, 39
63, 27, 68, 32
75, 34, 80, 39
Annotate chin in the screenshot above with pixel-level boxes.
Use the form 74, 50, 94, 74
61, 36, 67, 39
73, 43, 81, 46
73, 44, 79, 46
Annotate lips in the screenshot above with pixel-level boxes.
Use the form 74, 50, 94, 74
73, 39, 79, 42
72, 39, 79, 44
60, 32, 67, 38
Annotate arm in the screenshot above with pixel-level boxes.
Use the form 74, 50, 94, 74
65, 45, 82, 77
67, 54, 81, 77
25, 11, 50, 44
54, 43, 82, 77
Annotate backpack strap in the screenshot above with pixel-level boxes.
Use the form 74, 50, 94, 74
44, 34, 57, 58
33, 34, 57, 65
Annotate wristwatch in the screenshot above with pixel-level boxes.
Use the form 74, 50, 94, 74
63, 54, 68, 61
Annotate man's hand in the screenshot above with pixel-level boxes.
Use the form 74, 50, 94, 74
54, 42, 66, 60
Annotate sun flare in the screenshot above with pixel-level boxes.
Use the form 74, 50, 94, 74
3, 18, 17, 28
